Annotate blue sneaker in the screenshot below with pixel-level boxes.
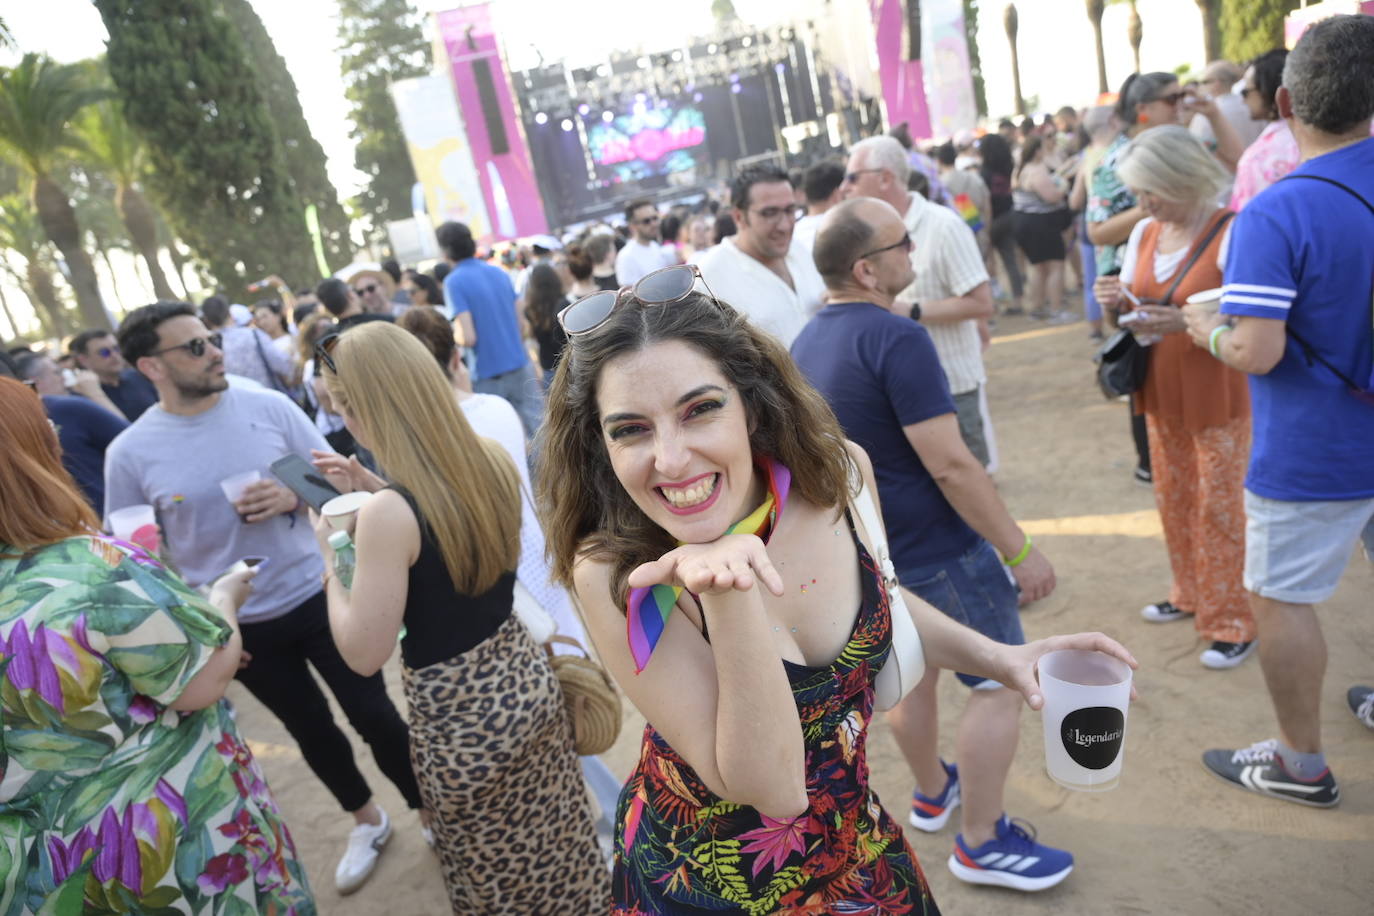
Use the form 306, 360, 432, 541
909, 760, 960, 832
949, 815, 1074, 892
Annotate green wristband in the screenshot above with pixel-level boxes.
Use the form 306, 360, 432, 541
1004, 534, 1033, 567
1208, 324, 1232, 359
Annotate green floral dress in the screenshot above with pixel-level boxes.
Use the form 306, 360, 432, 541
0, 535, 315, 915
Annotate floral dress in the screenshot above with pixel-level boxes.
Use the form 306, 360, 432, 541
0, 535, 314, 915
612, 517, 940, 915
1087, 132, 1137, 276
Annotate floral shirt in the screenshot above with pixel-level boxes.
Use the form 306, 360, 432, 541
1229, 120, 1300, 212
0, 535, 314, 914
1087, 132, 1137, 276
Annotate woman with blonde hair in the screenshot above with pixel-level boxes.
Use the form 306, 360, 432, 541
1094, 125, 1256, 669
311, 322, 608, 913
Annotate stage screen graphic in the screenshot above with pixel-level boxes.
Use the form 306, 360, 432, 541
587, 104, 708, 183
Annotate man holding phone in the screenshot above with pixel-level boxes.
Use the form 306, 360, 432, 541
104, 302, 422, 895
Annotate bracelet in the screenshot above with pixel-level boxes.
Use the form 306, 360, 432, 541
1208, 324, 1232, 358
909, 301, 922, 322
1004, 533, 1033, 567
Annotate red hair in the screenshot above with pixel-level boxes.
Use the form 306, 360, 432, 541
0, 377, 100, 552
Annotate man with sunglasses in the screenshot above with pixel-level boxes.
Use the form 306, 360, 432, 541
70, 327, 160, 421
614, 199, 677, 287
692, 164, 825, 347
844, 135, 997, 467
104, 302, 422, 890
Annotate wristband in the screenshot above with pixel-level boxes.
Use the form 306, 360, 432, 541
1004, 533, 1033, 567
1208, 324, 1232, 358
909, 301, 922, 322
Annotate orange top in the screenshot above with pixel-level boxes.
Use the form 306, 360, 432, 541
1131, 211, 1250, 432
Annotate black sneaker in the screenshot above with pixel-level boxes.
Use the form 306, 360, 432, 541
1140, 600, 1189, 623
1200, 639, 1258, 669
1348, 685, 1374, 731
1202, 740, 1340, 808
1133, 467, 1153, 486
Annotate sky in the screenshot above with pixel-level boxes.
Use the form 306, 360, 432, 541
1, 0, 1211, 336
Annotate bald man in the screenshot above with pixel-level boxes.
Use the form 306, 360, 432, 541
791, 198, 1070, 893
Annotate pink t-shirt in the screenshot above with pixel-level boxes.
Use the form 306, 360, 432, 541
1229, 120, 1300, 212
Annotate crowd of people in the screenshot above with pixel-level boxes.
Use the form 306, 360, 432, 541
1, 13, 1371, 914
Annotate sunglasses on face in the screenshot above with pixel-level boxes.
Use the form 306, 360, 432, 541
151, 332, 222, 359
852, 232, 912, 269
557, 264, 720, 336
636, 215, 660, 226
1151, 92, 1186, 106
354, 283, 378, 296
315, 332, 342, 376
749, 206, 796, 223
90, 346, 116, 359
844, 167, 884, 184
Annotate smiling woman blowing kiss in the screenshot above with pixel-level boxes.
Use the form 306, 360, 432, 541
537, 265, 1136, 913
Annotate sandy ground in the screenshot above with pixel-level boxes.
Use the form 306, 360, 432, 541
225, 313, 1374, 914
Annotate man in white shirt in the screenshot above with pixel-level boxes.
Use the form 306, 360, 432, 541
792, 159, 847, 253
614, 199, 676, 286
694, 164, 826, 348
1189, 60, 1266, 164
844, 135, 997, 465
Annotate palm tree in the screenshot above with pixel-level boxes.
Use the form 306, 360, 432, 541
0, 54, 110, 329
1128, 0, 1143, 72
0, 282, 23, 339
1195, 0, 1221, 61
1086, 0, 1108, 94
0, 194, 75, 337
79, 97, 177, 301
1003, 4, 1026, 116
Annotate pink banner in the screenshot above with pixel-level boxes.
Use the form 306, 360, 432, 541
869, 0, 932, 139
436, 4, 547, 241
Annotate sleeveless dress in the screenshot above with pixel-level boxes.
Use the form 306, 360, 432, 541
611, 513, 941, 915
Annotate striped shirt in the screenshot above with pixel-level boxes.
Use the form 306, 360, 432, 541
899, 193, 990, 395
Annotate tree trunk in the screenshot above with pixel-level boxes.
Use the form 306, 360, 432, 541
1004, 4, 1026, 116
1087, 0, 1108, 94
27, 260, 69, 337
0, 282, 21, 338
94, 237, 127, 318
117, 183, 176, 300
1129, 3, 1143, 73
32, 174, 108, 329
164, 239, 193, 300
1195, 0, 1221, 62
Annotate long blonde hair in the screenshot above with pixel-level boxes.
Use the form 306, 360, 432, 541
323, 322, 520, 593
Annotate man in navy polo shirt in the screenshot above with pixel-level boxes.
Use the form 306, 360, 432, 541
69, 328, 159, 420
1185, 14, 1374, 809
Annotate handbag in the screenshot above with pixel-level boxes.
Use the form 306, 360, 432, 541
547, 633, 623, 756
850, 469, 927, 711
1093, 211, 1235, 399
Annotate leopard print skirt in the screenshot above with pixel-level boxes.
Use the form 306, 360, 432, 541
403, 612, 611, 913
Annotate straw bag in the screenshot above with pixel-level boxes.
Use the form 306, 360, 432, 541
547, 634, 622, 756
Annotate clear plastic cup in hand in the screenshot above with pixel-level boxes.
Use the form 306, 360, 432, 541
219, 470, 263, 522
107, 504, 160, 553
1039, 649, 1133, 792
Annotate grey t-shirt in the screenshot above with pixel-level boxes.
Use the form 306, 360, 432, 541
104, 386, 331, 623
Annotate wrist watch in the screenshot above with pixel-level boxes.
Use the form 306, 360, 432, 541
909, 301, 922, 322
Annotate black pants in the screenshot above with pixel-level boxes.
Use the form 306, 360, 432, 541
235, 590, 422, 812
1129, 394, 1151, 474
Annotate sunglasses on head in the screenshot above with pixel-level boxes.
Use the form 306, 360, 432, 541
557, 264, 720, 336
151, 332, 222, 359
354, 283, 378, 296
315, 332, 342, 376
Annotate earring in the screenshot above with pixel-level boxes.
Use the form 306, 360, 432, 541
1138, 112, 1148, 125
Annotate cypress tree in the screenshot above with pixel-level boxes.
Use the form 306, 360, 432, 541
95, 0, 317, 293
222, 0, 353, 277
1219, 0, 1301, 64
336, 0, 429, 228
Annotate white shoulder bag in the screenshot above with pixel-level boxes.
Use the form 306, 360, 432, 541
850, 470, 927, 710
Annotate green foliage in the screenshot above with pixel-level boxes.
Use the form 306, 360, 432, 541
222, 0, 352, 281
95, 0, 319, 294
963, 0, 988, 118
336, 0, 429, 230
0, 54, 104, 180
1219, 0, 1300, 63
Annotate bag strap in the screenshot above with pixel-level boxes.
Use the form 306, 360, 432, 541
848, 465, 899, 595
1279, 174, 1374, 214
251, 329, 290, 395
1159, 211, 1234, 306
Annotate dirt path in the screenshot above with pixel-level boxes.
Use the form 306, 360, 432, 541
226, 314, 1374, 914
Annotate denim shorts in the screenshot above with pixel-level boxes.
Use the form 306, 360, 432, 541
1243, 490, 1374, 605
898, 539, 1023, 688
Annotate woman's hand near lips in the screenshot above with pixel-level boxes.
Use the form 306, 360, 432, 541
628, 534, 785, 598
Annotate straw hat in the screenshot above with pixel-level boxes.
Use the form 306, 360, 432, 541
335, 262, 396, 299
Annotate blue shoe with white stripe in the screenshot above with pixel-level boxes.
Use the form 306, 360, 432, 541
949, 815, 1073, 892
909, 759, 960, 832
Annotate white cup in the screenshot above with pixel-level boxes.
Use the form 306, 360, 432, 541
219, 470, 263, 518
107, 504, 159, 553
1039, 649, 1133, 792
1183, 286, 1224, 318
321, 491, 373, 531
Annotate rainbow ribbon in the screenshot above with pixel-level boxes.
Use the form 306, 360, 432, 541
626, 458, 791, 673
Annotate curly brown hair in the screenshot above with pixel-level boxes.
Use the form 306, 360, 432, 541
535, 291, 854, 613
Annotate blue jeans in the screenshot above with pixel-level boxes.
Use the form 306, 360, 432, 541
474, 362, 544, 439
898, 539, 1023, 687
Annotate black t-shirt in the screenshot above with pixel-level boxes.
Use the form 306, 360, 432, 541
594, 274, 619, 291
102, 369, 159, 421
337, 312, 394, 331
532, 297, 570, 372
388, 486, 515, 668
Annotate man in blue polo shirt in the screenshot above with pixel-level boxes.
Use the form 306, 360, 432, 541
436, 220, 542, 438
1185, 14, 1374, 809
69, 328, 159, 420
793, 197, 1068, 894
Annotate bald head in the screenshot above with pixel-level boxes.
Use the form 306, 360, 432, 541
1201, 60, 1242, 94
814, 197, 905, 290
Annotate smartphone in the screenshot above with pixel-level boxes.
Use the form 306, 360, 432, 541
226, 556, 270, 577
269, 453, 341, 513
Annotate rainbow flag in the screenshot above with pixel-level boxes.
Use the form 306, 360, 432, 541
953, 192, 984, 234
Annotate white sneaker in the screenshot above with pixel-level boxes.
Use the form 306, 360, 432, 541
335, 808, 392, 894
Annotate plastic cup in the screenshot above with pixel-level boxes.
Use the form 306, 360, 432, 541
321, 491, 373, 531
219, 470, 263, 522
1183, 287, 1224, 318
107, 504, 159, 553
1038, 649, 1133, 792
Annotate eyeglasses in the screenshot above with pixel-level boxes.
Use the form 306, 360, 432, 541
852, 232, 912, 269
93, 347, 116, 358
315, 332, 342, 375
748, 206, 796, 223
1150, 92, 1186, 106
844, 168, 885, 184
354, 283, 378, 296
557, 264, 720, 336
151, 333, 222, 359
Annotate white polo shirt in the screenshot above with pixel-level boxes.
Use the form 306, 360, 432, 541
693, 236, 826, 348
615, 239, 677, 287
899, 193, 989, 395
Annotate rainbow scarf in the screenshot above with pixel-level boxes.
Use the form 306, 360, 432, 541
626, 458, 791, 673
953, 192, 984, 233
